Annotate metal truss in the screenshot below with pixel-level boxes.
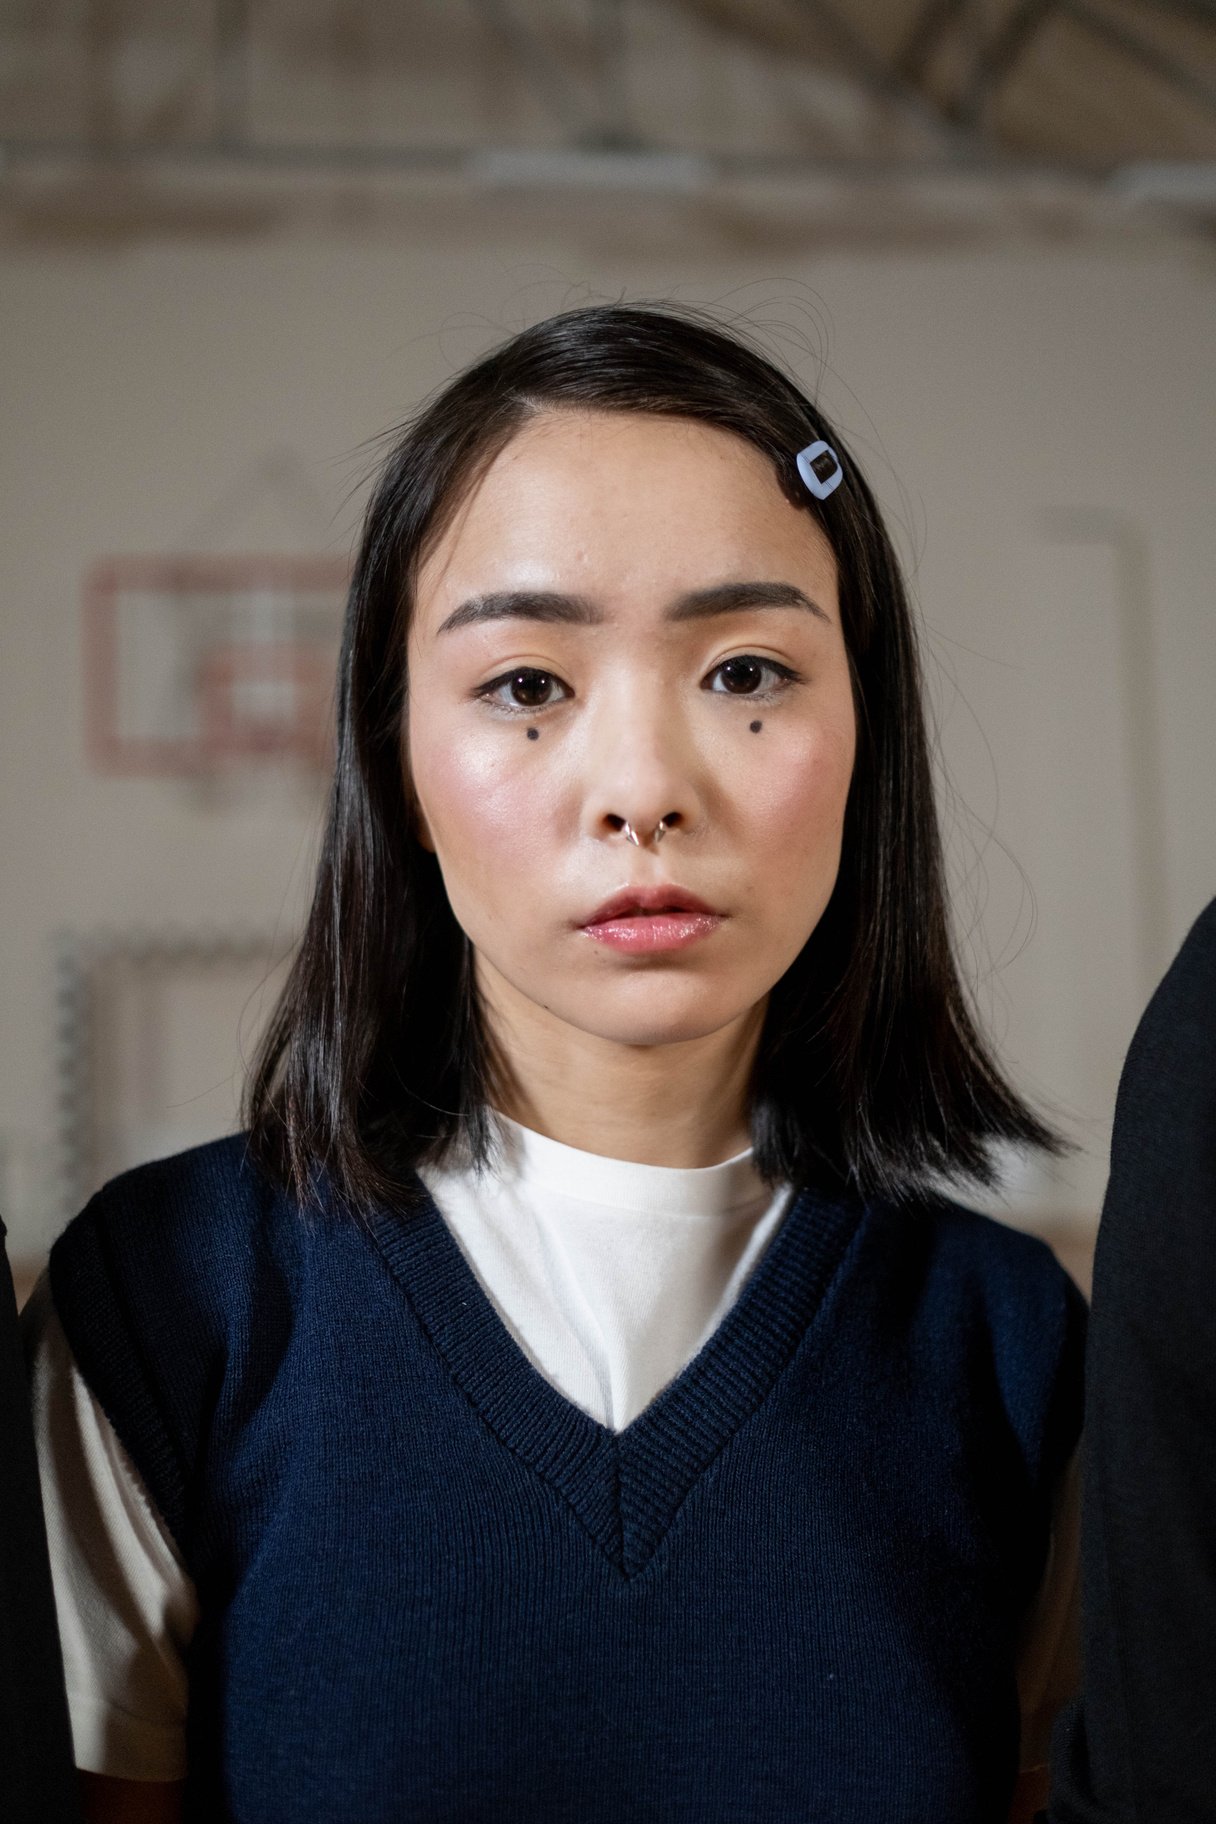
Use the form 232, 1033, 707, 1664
1, 0, 1213, 189
900, 0, 1216, 127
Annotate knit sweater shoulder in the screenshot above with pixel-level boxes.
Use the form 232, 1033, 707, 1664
49, 1132, 1085, 1824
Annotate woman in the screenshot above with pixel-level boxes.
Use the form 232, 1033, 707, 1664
25, 304, 1084, 1823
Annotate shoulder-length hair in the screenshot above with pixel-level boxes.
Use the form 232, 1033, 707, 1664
246, 302, 1065, 1214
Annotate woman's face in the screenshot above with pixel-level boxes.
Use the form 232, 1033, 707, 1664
406, 410, 857, 1063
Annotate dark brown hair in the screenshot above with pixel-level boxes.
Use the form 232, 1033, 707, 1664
246, 302, 1065, 1213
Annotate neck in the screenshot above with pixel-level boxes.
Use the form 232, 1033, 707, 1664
475, 964, 764, 1170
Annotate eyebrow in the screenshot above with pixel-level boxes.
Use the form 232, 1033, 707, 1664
434, 579, 831, 636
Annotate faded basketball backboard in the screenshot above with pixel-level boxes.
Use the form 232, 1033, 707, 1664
83, 555, 349, 776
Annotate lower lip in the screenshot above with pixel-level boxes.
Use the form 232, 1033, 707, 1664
582, 912, 723, 953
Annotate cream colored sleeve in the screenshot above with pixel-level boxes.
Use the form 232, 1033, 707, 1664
23, 1273, 199, 1780
1015, 1445, 1082, 1772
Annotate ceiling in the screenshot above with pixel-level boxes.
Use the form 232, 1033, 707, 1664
2, 0, 1213, 245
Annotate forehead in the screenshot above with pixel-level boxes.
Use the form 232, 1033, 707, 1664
414, 410, 837, 617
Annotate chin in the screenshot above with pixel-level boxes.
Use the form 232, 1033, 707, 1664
565, 984, 751, 1050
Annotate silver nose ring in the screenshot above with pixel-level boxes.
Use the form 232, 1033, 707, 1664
622, 818, 670, 846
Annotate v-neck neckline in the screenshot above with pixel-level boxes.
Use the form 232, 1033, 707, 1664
367, 1174, 863, 1577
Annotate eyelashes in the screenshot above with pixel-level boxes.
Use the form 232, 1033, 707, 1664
473, 668, 570, 715
472, 656, 803, 718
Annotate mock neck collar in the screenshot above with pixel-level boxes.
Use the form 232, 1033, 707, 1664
458, 1110, 773, 1218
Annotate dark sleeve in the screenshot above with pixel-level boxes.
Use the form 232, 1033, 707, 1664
0, 1222, 81, 1823
1049, 896, 1216, 1824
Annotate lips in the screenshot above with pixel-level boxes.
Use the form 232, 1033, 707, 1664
583, 884, 721, 926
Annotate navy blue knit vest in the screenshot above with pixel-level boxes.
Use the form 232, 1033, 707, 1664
49, 1135, 1084, 1824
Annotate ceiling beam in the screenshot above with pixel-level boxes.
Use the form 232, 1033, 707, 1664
589, 0, 632, 148
786, 0, 983, 153
0, 135, 1117, 185
85, 0, 122, 146
952, 0, 1061, 127
214, 0, 250, 148
1147, 0, 1216, 24
898, 0, 970, 84
467, 0, 592, 142
1063, 0, 1216, 120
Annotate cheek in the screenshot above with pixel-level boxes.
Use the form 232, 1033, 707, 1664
409, 710, 557, 916
744, 717, 855, 890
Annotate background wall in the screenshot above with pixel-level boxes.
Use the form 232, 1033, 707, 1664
2, 224, 1212, 1282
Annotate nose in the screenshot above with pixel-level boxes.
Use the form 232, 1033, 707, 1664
582, 679, 702, 849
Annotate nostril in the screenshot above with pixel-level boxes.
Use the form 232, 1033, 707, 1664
605, 812, 683, 844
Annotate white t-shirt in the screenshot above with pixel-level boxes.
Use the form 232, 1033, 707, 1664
25, 1114, 1079, 1782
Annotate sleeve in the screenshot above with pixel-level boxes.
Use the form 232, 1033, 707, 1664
22, 1272, 199, 1781
1015, 1445, 1082, 1772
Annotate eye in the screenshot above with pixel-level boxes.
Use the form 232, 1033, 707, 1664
705, 655, 801, 698
474, 666, 572, 715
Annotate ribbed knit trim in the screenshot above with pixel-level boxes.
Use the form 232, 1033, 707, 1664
483, 1110, 771, 1217
367, 1178, 863, 1578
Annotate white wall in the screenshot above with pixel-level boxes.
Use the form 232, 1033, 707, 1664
2, 227, 1213, 1259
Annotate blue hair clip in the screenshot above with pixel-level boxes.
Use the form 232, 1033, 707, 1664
796, 440, 843, 500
